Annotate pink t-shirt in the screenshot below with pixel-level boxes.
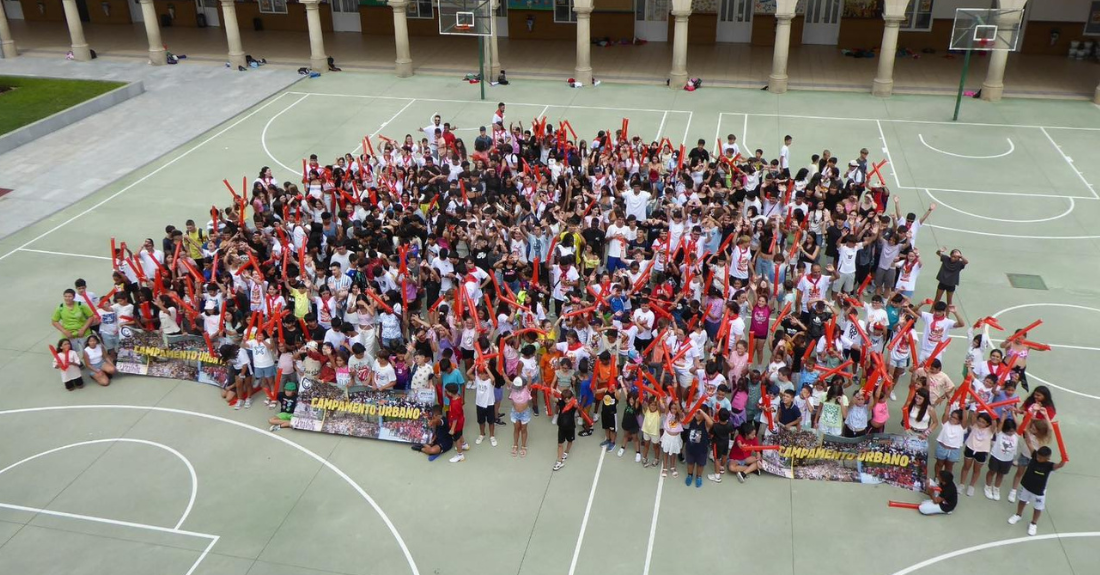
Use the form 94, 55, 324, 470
751, 304, 770, 337
871, 401, 890, 425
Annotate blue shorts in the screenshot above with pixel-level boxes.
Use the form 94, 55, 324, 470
100, 332, 120, 350
254, 365, 277, 379
935, 444, 961, 463
510, 408, 532, 424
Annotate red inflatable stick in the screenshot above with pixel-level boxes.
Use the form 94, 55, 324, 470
49, 345, 70, 371
680, 395, 708, 425
1005, 320, 1043, 344
1051, 420, 1069, 462
888, 501, 921, 510
921, 339, 951, 370
740, 445, 781, 452
888, 319, 914, 351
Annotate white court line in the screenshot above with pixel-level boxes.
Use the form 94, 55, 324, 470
350, 98, 418, 156
1040, 127, 1099, 199
0, 405, 422, 575
641, 474, 665, 575
17, 248, 111, 261
889, 532, 1100, 575
261, 94, 313, 175
876, 120, 902, 188
925, 224, 1100, 239
0, 503, 218, 575
656, 111, 668, 142
989, 303, 1100, 400
287, 91, 692, 114
918, 134, 1015, 159
924, 189, 1075, 224
722, 111, 1100, 131
0, 438, 198, 531
567, 448, 607, 575
742, 113, 749, 154
897, 186, 1093, 200
682, 111, 693, 147
0, 92, 293, 263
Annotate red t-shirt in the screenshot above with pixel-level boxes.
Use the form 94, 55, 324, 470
448, 395, 465, 432
730, 435, 760, 461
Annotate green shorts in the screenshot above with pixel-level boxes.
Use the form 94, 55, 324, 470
277, 412, 292, 421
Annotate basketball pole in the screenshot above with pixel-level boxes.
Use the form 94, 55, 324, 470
478, 35, 486, 101
952, 47, 972, 122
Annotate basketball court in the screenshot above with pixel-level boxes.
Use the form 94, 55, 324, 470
1, 6, 1099, 575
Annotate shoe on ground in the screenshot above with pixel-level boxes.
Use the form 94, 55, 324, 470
410, 443, 423, 451
269, 424, 280, 432
476, 435, 485, 445
890, 391, 897, 401
1008, 514, 1021, 525
695, 476, 703, 488
599, 439, 610, 447
579, 429, 593, 437
243, 399, 251, 409
1028, 523, 1037, 536
685, 475, 692, 486
234, 402, 241, 410
605, 443, 614, 452
635, 452, 642, 463
562, 452, 568, 460
737, 471, 747, 483
449, 454, 465, 463
490, 436, 497, 447
593, 414, 599, 422
617, 447, 625, 457
984, 485, 994, 499
1008, 489, 1017, 503
708, 473, 722, 483
553, 461, 565, 471
966, 486, 975, 497
993, 487, 1001, 501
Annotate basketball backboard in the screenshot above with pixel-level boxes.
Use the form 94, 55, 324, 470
439, 0, 494, 36
950, 8, 1023, 51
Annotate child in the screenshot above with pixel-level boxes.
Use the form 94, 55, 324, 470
596, 358, 618, 453
640, 395, 663, 468
1008, 418, 1052, 503
267, 380, 298, 431
445, 383, 469, 462
933, 409, 965, 486
574, 358, 596, 437
618, 388, 642, 461
220, 343, 251, 409
728, 423, 761, 482
469, 364, 497, 447
660, 401, 685, 478
520, 344, 541, 415
1008, 446, 1066, 535
868, 385, 890, 434
918, 470, 958, 516
843, 390, 870, 437
553, 388, 577, 471
985, 417, 1019, 501
958, 412, 994, 496
707, 407, 734, 483
509, 376, 532, 457
412, 405, 453, 462
683, 405, 713, 488
52, 338, 84, 391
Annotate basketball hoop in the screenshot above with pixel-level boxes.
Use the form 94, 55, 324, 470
976, 38, 991, 49
455, 24, 472, 31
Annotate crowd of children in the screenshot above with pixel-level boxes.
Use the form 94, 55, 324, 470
48, 103, 1068, 532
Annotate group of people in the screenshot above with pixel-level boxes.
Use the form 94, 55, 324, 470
48, 101, 1067, 533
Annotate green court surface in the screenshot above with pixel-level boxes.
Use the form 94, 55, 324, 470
1, 72, 1099, 575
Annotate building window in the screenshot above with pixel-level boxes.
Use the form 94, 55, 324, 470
258, 0, 288, 15
554, 0, 577, 23
408, 0, 434, 19
901, 0, 934, 32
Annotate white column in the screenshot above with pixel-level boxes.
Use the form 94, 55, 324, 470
61, 0, 92, 61
139, 0, 166, 65
872, 16, 904, 96
388, 0, 413, 77
980, 0, 1027, 102
0, 0, 17, 59
488, 0, 501, 78
221, 0, 247, 69
768, 14, 794, 93
574, 3, 593, 85
302, 0, 328, 72
669, 9, 690, 88
1095, 82, 1100, 105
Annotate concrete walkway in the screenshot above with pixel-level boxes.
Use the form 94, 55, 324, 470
0, 56, 301, 241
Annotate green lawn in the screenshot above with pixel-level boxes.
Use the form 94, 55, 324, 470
0, 75, 127, 135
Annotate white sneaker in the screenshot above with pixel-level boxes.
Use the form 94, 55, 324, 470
617, 447, 624, 457
1008, 514, 1021, 525
268, 424, 280, 432
592, 414, 599, 423
984, 485, 994, 500
243, 399, 251, 409
1008, 489, 1017, 503
562, 451, 568, 460
490, 436, 497, 447
635, 452, 642, 463
890, 391, 897, 401
993, 487, 1001, 501
707, 473, 722, 483
449, 453, 465, 463
476, 435, 485, 445
1028, 523, 1037, 536
966, 486, 974, 497
553, 460, 565, 471
233, 401, 241, 410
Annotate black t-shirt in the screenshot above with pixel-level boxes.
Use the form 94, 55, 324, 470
278, 391, 297, 415
711, 420, 733, 444
938, 481, 958, 512
686, 419, 709, 453
582, 227, 605, 257
1021, 459, 1055, 495
557, 399, 576, 430
432, 417, 454, 450
936, 254, 967, 287
807, 310, 831, 340
778, 402, 801, 426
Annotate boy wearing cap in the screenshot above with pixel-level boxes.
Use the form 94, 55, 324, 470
267, 379, 298, 431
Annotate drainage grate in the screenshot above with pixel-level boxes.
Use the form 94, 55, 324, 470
1007, 274, 1048, 290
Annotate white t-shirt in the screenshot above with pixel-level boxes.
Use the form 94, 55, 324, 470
919, 312, 956, 355
632, 309, 656, 339
779, 145, 790, 170
797, 275, 831, 312
432, 259, 455, 292
730, 246, 751, 280
474, 375, 495, 408
373, 361, 397, 390
551, 265, 580, 301
837, 244, 861, 274
248, 340, 275, 369
605, 224, 633, 259
895, 262, 921, 292
624, 191, 651, 222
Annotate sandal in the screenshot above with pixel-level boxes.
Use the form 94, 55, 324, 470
672, 469, 679, 478
511, 445, 518, 457
661, 468, 668, 478
520, 447, 527, 458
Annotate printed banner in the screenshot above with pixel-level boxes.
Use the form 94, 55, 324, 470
291, 379, 434, 444
115, 327, 228, 386
758, 428, 928, 492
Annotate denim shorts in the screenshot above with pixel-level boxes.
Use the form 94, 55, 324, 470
935, 444, 961, 463
510, 408, 532, 425
254, 365, 277, 379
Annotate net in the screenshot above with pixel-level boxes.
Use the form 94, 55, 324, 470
439, 0, 493, 37
949, 8, 1023, 52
